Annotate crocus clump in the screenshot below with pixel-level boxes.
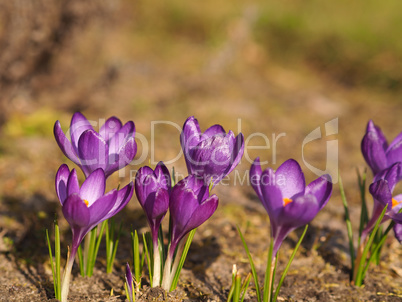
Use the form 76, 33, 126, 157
161, 175, 219, 291
250, 157, 332, 256
55, 164, 133, 302
181, 116, 244, 186
54, 112, 137, 178
361, 120, 402, 179
135, 162, 171, 286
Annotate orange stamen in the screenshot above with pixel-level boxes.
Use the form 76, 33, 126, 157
392, 198, 400, 209
283, 198, 293, 206
84, 199, 89, 207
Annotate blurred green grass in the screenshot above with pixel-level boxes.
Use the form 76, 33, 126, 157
253, 0, 402, 91
132, 0, 402, 92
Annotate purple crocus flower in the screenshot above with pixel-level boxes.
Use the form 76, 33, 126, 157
134, 161, 171, 287
161, 175, 219, 290
135, 162, 171, 243
250, 158, 332, 256
55, 164, 133, 301
54, 112, 137, 178
55, 164, 134, 252
364, 162, 402, 240
361, 120, 402, 180
180, 116, 244, 186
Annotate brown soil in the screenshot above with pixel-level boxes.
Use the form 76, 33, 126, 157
0, 1, 402, 301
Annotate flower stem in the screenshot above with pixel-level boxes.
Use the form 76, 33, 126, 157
263, 239, 274, 302
161, 248, 173, 291
60, 247, 76, 302
152, 240, 161, 287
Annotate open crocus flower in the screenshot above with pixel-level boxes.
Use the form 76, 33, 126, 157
250, 158, 332, 256
180, 116, 244, 187
161, 175, 219, 290
364, 162, 402, 240
135, 161, 171, 286
55, 164, 133, 302
56, 164, 134, 251
54, 112, 137, 178
361, 120, 402, 180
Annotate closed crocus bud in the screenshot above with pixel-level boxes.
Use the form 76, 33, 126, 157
361, 120, 402, 180
135, 162, 171, 243
125, 263, 135, 302
180, 116, 244, 187
250, 158, 332, 256
54, 112, 137, 178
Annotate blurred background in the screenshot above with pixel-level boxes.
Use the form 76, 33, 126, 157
0, 0, 401, 299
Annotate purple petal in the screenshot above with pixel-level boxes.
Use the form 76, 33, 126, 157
188, 135, 232, 184
386, 139, 402, 177
305, 175, 333, 210
77, 129, 109, 177
279, 194, 320, 228
250, 157, 263, 201
184, 194, 219, 232
369, 179, 393, 209
201, 124, 226, 140
361, 121, 388, 175
125, 263, 134, 300
181, 116, 201, 173
62, 194, 90, 228
105, 137, 136, 178
170, 189, 199, 233
374, 163, 400, 191
87, 190, 118, 226
260, 169, 284, 233
80, 168, 106, 205
367, 120, 388, 150
393, 223, 402, 244
154, 161, 171, 192
104, 182, 134, 220
225, 133, 245, 178
55, 164, 70, 205
388, 130, 402, 151
108, 121, 135, 155
54, 121, 80, 165
67, 169, 80, 196
99, 116, 123, 142
275, 159, 306, 199
145, 188, 170, 239
70, 112, 94, 153
135, 169, 159, 208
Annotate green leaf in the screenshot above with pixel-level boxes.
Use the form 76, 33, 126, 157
237, 226, 261, 302
142, 233, 153, 287
170, 229, 197, 291
339, 175, 355, 276
355, 205, 387, 286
